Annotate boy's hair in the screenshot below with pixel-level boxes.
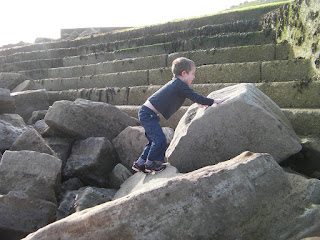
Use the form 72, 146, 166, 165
171, 57, 195, 76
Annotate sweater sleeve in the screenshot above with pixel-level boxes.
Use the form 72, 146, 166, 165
181, 84, 214, 106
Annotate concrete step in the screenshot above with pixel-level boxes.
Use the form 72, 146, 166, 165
43, 80, 320, 110
25, 59, 313, 90
0, 3, 284, 57
13, 43, 291, 79
116, 105, 320, 138
0, 19, 261, 65
1, 28, 274, 73
0, 58, 63, 72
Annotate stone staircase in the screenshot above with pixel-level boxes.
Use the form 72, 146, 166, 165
0, 2, 319, 139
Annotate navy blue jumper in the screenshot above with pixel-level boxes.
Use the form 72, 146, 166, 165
139, 77, 214, 162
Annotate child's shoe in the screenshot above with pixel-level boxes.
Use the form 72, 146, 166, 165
145, 160, 166, 173
132, 161, 147, 173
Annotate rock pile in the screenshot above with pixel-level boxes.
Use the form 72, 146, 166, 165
0, 84, 319, 239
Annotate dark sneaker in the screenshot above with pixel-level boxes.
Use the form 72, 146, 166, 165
145, 161, 166, 173
132, 161, 147, 173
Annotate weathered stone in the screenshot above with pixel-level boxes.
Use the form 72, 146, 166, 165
27, 110, 47, 125
11, 89, 49, 122
166, 83, 302, 172
57, 186, 116, 220
44, 98, 139, 140
0, 150, 61, 203
0, 72, 27, 91
63, 137, 118, 187
58, 178, 84, 201
44, 137, 75, 169
112, 126, 174, 171
0, 88, 15, 114
10, 129, 56, 156
0, 191, 56, 237
109, 163, 133, 189
0, 114, 27, 152
22, 152, 320, 240
34, 119, 57, 137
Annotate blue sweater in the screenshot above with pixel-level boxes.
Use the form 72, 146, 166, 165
148, 77, 214, 120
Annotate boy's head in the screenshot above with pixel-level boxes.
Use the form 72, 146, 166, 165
172, 57, 195, 76
172, 57, 196, 85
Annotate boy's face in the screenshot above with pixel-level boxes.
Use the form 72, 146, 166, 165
182, 66, 196, 85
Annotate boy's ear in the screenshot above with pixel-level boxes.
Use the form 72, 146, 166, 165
181, 71, 186, 77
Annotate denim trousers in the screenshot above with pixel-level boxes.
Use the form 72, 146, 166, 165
139, 105, 167, 162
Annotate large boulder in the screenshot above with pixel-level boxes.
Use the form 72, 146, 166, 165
0, 150, 62, 203
0, 72, 27, 91
11, 89, 49, 122
63, 137, 119, 187
0, 191, 57, 238
109, 163, 133, 189
167, 83, 302, 172
57, 186, 117, 220
44, 98, 139, 140
22, 152, 320, 240
0, 114, 27, 152
10, 128, 56, 156
112, 126, 174, 171
0, 88, 15, 114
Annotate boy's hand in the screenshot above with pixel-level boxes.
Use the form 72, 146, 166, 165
214, 97, 229, 104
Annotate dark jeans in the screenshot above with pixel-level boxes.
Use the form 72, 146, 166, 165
139, 105, 167, 162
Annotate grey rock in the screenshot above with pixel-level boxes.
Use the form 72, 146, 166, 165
0, 191, 57, 235
112, 126, 174, 171
167, 83, 302, 172
27, 110, 47, 125
0, 114, 27, 152
44, 137, 75, 169
0, 150, 62, 203
0, 88, 15, 114
58, 178, 84, 201
10, 128, 56, 156
63, 137, 118, 187
57, 186, 117, 220
22, 152, 320, 240
12, 80, 36, 92
11, 89, 49, 122
44, 98, 139, 140
34, 119, 58, 137
0, 72, 27, 91
109, 163, 133, 189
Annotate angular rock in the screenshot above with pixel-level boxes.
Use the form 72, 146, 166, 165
57, 186, 117, 220
27, 110, 47, 125
0, 88, 15, 114
11, 89, 49, 122
34, 119, 58, 137
112, 126, 174, 171
10, 128, 56, 156
63, 137, 118, 187
0, 72, 27, 91
44, 98, 139, 140
22, 152, 320, 240
0, 191, 57, 238
167, 83, 302, 172
0, 150, 62, 203
58, 178, 84, 201
0, 114, 27, 152
109, 163, 133, 189
44, 137, 75, 169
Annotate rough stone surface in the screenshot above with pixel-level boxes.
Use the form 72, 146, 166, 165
0, 72, 27, 91
27, 110, 47, 125
109, 163, 133, 189
63, 137, 118, 187
10, 128, 56, 156
57, 186, 117, 220
112, 126, 174, 171
0, 191, 57, 236
0, 114, 27, 152
23, 152, 320, 240
58, 178, 84, 201
0, 88, 15, 114
44, 98, 139, 140
0, 150, 62, 203
11, 89, 49, 122
166, 83, 302, 172
44, 137, 75, 169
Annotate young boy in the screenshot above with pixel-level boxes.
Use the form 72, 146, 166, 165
132, 57, 228, 173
